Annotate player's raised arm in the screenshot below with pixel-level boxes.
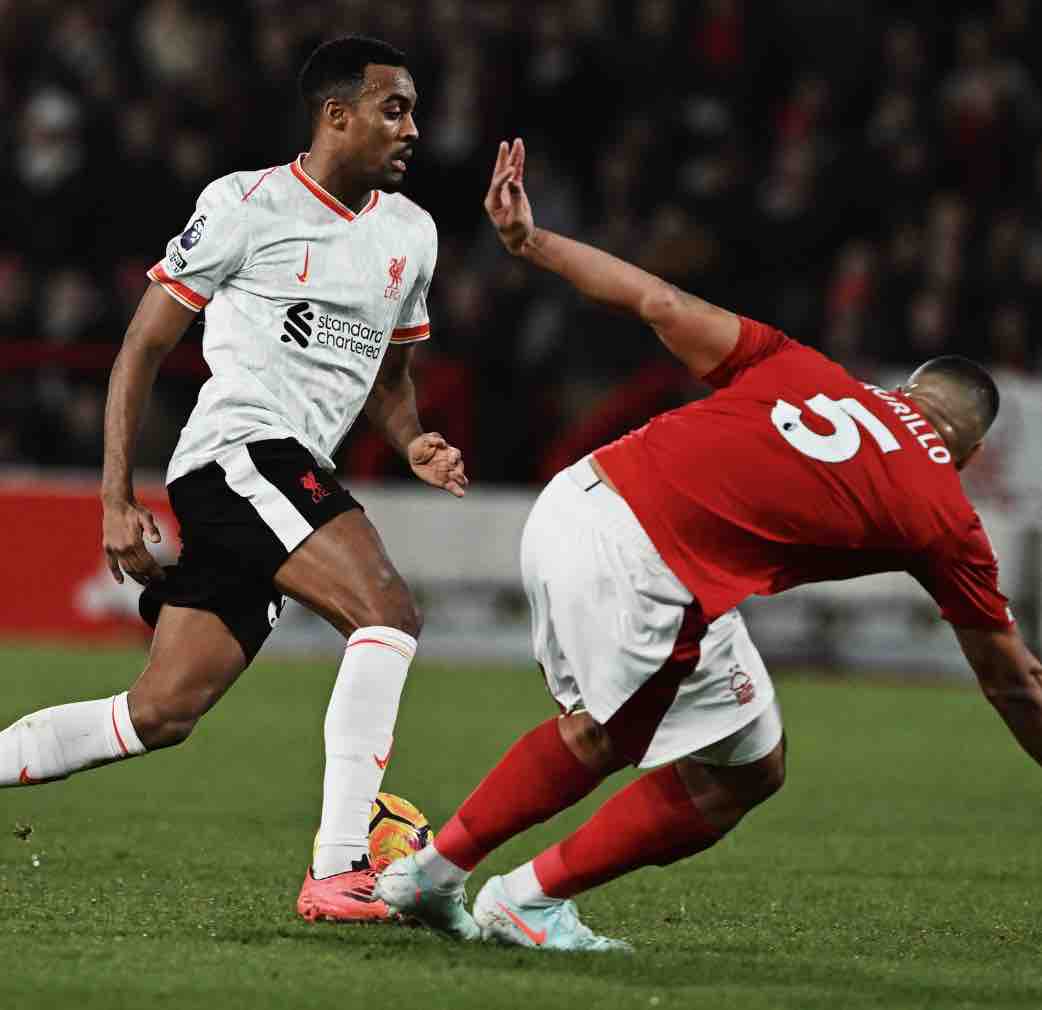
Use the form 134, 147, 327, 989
484, 138, 740, 378
955, 624, 1042, 766
101, 283, 196, 585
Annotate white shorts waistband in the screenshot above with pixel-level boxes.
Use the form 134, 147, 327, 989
563, 456, 650, 540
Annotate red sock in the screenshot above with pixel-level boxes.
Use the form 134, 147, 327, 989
532, 764, 721, 899
434, 718, 602, 871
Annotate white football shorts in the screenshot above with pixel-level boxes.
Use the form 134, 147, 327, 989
521, 455, 781, 769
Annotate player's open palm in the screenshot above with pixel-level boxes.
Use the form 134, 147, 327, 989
484, 138, 533, 255
408, 432, 468, 498
102, 499, 165, 585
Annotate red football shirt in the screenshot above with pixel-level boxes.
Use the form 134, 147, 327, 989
594, 316, 1012, 629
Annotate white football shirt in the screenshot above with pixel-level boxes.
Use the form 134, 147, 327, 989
147, 154, 437, 484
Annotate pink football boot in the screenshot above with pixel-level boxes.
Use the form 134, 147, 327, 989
297, 856, 392, 923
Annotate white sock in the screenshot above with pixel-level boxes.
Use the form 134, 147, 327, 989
415, 841, 470, 890
313, 626, 416, 879
501, 860, 556, 907
0, 692, 146, 787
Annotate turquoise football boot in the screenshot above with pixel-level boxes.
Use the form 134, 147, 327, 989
373, 853, 480, 941
473, 875, 633, 953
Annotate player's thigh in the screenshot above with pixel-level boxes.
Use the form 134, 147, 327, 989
128, 604, 249, 745
273, 508, 418, 637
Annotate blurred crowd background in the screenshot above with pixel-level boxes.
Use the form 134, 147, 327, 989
2, 0, 1041, 484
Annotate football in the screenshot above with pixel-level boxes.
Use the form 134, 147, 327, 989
368, 792, 434, 870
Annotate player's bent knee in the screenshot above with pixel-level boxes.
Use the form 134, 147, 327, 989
344, 581, 422, 639
559, 712, 622, 774
129, 697, 198, 749
128, 682, 223, 750
153, 716, 197, 749
397, 595, 423, 638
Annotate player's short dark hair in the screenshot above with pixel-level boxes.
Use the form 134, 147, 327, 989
906, 355, 1000, 451
299, 35, 407, 120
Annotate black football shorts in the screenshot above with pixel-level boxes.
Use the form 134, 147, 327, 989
139, 438, 361, 662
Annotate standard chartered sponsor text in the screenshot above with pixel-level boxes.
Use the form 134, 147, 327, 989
315, 314, 384, 359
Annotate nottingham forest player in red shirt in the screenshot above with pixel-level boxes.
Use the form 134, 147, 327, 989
375, 140, 1042, 951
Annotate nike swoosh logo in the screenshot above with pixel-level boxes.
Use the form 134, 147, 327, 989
499, 902, 547, 945
296, 242, 310, 283
373, 743, 393, 770
19, 766, 40, 785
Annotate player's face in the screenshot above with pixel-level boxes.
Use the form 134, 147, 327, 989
342, 65, 419, 191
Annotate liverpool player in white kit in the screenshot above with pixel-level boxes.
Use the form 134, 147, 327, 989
0, 36, 464, 923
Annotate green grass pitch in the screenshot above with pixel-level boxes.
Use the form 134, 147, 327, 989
2, 643, 1041, 1010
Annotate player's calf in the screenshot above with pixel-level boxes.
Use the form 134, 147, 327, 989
407, 717, 607, 895
123, 607, 251, 750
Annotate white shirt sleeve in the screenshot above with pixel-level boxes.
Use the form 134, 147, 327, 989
146, 178, 250, 312
390, 218, 437, 344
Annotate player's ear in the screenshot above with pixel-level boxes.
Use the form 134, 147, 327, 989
321, 97, 350, 131
956, 440, 983, 471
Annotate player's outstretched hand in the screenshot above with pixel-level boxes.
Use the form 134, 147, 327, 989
408, 432, 468, 498
102, 498, 166, 585
484, 138, 533, 255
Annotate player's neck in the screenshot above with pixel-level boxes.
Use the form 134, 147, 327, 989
300, 148, 374, 215
904, 390, 959, 457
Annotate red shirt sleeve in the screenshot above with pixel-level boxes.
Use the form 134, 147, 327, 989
701, 315, 795, 389
912, 514, 1014, 630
